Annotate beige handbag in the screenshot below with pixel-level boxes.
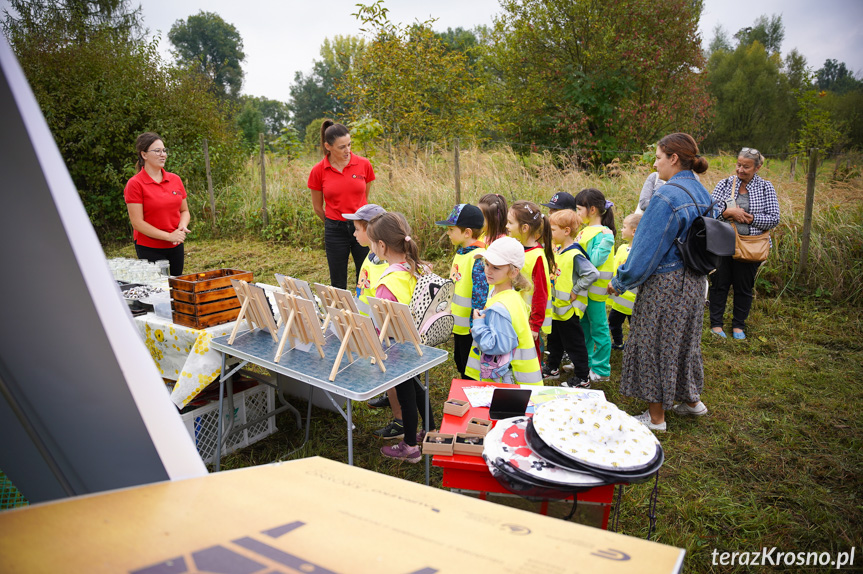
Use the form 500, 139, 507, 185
727, 176, 770, 262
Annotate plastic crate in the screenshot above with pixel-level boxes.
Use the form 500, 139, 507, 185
180, 384, 276, 465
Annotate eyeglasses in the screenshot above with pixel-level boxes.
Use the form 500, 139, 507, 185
740, 147, 759, 157
147, 148, 169, 155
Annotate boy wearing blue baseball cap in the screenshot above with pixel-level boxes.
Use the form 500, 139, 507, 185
435, 204, 489, 379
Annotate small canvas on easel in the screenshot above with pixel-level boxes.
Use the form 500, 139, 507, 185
275, 273, 323, 322
326, 307, 388, 382
366, 297, 423, 357
313, 283, 359, 331
272, 292, 326, 362
228, 279, 279, 344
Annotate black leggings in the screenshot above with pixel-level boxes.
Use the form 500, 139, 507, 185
324, 219, 369, 290
135, 242, 184, 276
608, 308, 631, 346
395, 376, 436, 447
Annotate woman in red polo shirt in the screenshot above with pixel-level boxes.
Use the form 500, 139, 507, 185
124, 132, 190, 276
308, 120, 376, 290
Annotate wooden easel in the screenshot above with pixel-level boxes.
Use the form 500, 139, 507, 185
227, 280, 279, 344
366, 297, 423, 357
326, 307, 387, 382
313, 283, 359, 331
272, 292, 326, 362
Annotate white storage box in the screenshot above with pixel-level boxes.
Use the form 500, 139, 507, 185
180, 384, 277, 464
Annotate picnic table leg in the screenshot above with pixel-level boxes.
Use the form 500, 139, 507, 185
425, 370, 430, 486
305, 385, 313, 445
347, 398, 353, 466
215, 352, 226, 472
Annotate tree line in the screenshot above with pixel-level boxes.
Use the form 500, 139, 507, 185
2, 0, 860, 238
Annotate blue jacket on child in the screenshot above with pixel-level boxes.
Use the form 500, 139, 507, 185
612, 170, 717, 294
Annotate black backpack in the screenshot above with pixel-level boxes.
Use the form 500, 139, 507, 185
667, 183, 735, 275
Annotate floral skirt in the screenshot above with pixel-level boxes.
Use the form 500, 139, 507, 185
619, 267, 706, 410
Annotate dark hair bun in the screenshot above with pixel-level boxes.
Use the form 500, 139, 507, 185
692, 156, 709, 174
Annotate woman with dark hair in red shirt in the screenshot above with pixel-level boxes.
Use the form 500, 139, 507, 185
124, 132, 190, 276
308, 120, 376, 290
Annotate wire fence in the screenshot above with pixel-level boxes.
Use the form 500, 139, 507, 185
0, 469, 28, 511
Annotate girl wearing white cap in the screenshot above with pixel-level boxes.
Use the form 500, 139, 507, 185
464, 237, 543, 385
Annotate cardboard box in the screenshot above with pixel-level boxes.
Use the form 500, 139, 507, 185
443, 398, 470, 417
0, 457, 684, 573
466, 416, 492, 436
454, 433, 485, 456
422, 432, 455, 456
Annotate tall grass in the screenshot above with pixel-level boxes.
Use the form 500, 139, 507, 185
184, 147, 863, 305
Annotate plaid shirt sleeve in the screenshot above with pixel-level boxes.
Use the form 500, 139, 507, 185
711, 175, 780, 235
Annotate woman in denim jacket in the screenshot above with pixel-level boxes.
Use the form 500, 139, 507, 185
607, 133, 714, 432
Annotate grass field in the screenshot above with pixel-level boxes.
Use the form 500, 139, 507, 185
99, 148, 863, 572
103, 234, 863, 574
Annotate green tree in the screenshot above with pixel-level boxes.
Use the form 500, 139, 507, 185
338, 1, 485, 144
289, 35, 365, 135
793, 90, 847, 153
235, 95, 290, 148
482, 0, 711, 157
2, 0, 143, 44
4, 12, 244, 239
734, 14, 784, 54
168, 11, 245, 98
704, 41, 794, 152
707, 24, 732, 58
816, 59, 862, 95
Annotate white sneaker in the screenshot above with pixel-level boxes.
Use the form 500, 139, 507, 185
588, 369, 609, 382
671, 401, 708, 416
634, 410, 666, 432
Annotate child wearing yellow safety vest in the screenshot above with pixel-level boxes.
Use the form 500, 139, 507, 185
465, 237, 543, 385
608, 213, 642, 350
343, 204, 388, 317
546, 209, 599, 388
435, 204, 489, 380
506, 200, 557, 368
574, 188, 616, 384
367, 213, 436, 463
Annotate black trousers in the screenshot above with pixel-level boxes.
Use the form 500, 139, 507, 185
709, 256, 761, 330
547, 316, 589, 380
324, 219, 369, 290
395, 376, 437, 447
135, 242, 184, 276
453, 333, 474, 379
608, 308, 631, 346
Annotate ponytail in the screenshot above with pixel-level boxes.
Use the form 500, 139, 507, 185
478, 193, 508, 245
539, 214, 557, 276
575, 188, 617, 237
511, 266, 533, 292
320, 119, 349, 157
367, 212, 428, 277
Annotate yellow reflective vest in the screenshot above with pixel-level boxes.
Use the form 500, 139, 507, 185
450, 246, 485, 335
377, 266, 416, 306
522, 246, 552, 334
576, 225, 615, 302
608, 244, 637, 315
465, 288, 543, 385
356, 254, 388, 316
551, 245, 589, 321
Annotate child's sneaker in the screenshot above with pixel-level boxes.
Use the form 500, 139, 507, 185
367, 394, 390, 409
588, 369, 609, 383
372, 419, 404, 440
542, 366, 560, 380
611, 343, 625, 351
381, 441, 422, 463
671, 401, 708, 416
561, 376, 590, 389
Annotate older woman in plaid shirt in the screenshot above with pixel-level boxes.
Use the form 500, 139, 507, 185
709, 148, 780, 339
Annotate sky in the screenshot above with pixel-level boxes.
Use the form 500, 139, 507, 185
3, 0, 862, 101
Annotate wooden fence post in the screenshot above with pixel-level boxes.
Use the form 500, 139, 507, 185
790, 156, 797, 180
203, 138, 215, 226
259, 133, 268, 228
454, 137, 461, 204
797, 148, 818, 277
